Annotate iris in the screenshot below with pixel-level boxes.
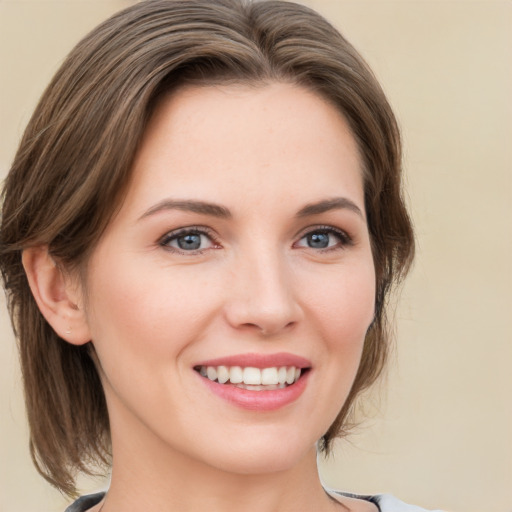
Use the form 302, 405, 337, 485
307, 232, 330, 249
177, 233, 202, 250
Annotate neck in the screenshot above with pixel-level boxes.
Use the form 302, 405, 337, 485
101, 417, 336, 512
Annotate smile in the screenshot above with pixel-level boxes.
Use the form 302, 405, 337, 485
193, 353, 312, 410
195, 365, 302, 390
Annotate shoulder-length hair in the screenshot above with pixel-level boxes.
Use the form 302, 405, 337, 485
0, 0, 414, 497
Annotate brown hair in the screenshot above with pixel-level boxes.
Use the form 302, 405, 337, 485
0, 0, 414, 497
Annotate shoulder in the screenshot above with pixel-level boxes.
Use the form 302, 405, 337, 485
329, 489, 445, 512
64, 492, 105, 512
372, 494, 445, 512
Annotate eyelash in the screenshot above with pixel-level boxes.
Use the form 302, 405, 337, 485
294, 225, 353, 252
158, 226, 220, 254
158, 225, 353, 254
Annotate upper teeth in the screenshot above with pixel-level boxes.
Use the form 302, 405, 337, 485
198, 365, 302, 386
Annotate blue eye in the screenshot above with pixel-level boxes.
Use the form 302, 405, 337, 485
175, 233, 203, 250
306, 232, 330, 249
160, 228, 216, 252
296, 228, 349, 250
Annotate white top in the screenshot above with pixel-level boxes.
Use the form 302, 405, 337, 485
66, 490, 445, 511
330, 489, 445, 512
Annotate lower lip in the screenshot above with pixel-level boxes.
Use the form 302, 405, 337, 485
197, 371, 310, 411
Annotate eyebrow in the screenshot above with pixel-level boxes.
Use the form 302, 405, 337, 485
296, 197, 364, 218
138, 196, 363, 221
138, 199, 232, 220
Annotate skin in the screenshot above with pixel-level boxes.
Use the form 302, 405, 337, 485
24, 83, 378, 511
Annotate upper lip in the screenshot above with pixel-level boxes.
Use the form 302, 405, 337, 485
194, 352, 312, 369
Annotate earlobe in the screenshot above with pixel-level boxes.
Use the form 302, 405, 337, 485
22, 246, 91, 345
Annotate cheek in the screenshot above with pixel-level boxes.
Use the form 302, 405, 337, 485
84, 253, 222, 366
296, 262, 376, 434
82, 258, 222, 422
305, 260, 375, 404
306, 263, 376, 346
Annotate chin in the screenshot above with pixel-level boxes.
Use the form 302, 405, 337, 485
190, 427, 318, 476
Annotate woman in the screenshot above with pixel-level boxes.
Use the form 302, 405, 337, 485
0, 1, 434, 510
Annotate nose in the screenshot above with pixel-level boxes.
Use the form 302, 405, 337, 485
223, 248, 303, 337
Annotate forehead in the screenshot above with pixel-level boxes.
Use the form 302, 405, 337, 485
124, 82, 364, 214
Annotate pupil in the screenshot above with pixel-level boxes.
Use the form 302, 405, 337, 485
178, 233, 201, 250
308, 232, 329, 248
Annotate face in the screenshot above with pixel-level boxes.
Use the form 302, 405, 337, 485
81, 83, 375, 475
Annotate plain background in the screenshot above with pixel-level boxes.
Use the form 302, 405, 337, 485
0, 1, 510, 511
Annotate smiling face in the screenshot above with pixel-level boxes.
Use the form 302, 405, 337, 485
80, 82, 376, 476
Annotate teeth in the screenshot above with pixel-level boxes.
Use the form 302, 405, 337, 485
206, 366, 217, 381
197, 365, 304, 388
230, 366, 243, 384
217, 365, 229, 384
235, 383, 287, 391
261, 367, 278, 385
243, 367, 261, 385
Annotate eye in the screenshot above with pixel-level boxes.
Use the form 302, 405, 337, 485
159, 227, 218, 253
295, 227, 351, 250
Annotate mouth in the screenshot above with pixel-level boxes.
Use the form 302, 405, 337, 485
192, 353, 312, 410
194, 364, 308, 391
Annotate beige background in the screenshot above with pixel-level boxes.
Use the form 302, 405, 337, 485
1, 1, 511, 511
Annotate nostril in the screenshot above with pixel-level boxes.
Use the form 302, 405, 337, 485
245, 319, 298, 338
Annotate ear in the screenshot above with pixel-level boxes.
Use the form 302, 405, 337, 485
22, 246, 91, 345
